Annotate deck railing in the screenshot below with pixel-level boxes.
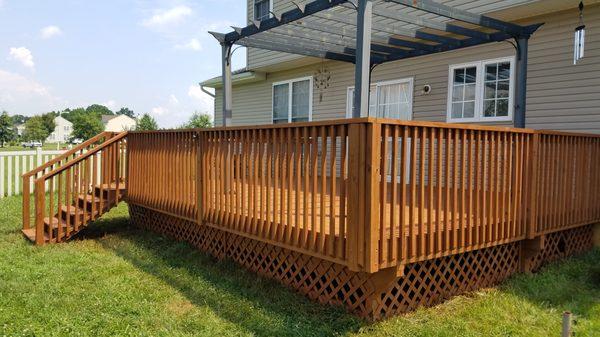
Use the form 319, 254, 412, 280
22, 132, 117, 232
126, 118, 600, 273
530, 131, 600, 237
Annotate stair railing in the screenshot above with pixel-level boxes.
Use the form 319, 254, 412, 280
31, 132, 128, 245
22, 132, 117, 232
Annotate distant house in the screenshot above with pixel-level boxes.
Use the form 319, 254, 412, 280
46, 116, 72, 143
15, 123, 26, 137
102, 114, 137, 132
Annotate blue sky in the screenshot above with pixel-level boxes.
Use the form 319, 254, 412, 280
0, 0, 246, 127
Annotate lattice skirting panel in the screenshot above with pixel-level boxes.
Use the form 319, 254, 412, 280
128, 205, 595, 320
525, 224, 595, 273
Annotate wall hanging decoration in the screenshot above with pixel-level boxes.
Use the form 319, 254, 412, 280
314, 61, 331, 102
574, 1, 585, 64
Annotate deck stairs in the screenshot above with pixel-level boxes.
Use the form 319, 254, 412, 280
21, 131, 128, 245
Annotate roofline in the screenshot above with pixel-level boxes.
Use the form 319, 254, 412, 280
200, 70, 266, 88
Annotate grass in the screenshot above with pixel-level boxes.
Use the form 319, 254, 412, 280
0, 143, 69, 152
0, 195, 598, 337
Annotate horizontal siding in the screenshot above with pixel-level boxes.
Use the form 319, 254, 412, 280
218, 5, 600, 133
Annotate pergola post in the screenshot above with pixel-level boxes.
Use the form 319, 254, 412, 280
514, 36, 529, 128
352, 0, 372, 118
221, 42, 233, 126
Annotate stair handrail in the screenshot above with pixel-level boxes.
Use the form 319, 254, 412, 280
31, 131, 128, 245
35, 132, 128, 182
22, 131, 116, 232
23, 131, 115, 179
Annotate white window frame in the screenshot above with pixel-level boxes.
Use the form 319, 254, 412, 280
252, 0, 273, 22
446, 56, 515, 123
271, 76, 313, 124
345, 77, 414, 119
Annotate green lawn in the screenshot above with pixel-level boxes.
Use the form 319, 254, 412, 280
0, 143, 69, 152
0, 195, 598, 337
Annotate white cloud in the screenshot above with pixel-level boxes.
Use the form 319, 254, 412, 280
102, 99, 117, 111
0, 69, 65, 115
41, 25, 63, 39
151, 106, 168, 116
8, 47, 34, 69
169, 94, 179, 105
175, 38, 201, 51
188, 85, 214, 116
142, 6, 192, 27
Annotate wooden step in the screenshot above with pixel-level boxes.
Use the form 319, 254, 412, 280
21, 228, 50, 243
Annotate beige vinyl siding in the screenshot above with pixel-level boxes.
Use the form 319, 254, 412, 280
217, 5, 600, 133
246, 0, 536, 70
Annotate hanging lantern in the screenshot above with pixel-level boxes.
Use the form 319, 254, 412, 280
574, 1, 585, 65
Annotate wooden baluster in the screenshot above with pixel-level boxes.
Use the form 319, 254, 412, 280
389, 126, 399, 264
338, 125, 347, 259
380, 125, 388, 263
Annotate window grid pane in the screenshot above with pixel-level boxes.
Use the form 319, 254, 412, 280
484, 61, 511, 117
451, 66, 477, 119
254, 0, 270, 21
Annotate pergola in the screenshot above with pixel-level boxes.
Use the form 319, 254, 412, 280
209, 0, 542, 127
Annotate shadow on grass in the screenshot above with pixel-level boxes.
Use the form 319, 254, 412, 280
77, 206, 599, 336
500, 248, 600, 319
83, 211, 363, 337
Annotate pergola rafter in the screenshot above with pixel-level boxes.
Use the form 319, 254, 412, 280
210, 0, 542, 127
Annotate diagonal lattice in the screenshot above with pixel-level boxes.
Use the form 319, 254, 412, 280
129, 204, 595, 320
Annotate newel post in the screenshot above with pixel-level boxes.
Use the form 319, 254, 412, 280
22, 175, 31, 230
347, 123, 364, 271
346, 119, 381, 273
364, 120, 381, 273
34, 179, 45, 245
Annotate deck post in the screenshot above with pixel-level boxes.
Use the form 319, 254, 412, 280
514, 36, 529, 128
353, 0, 373, 118
364, 120, 381, 273
221, 42, 233, 126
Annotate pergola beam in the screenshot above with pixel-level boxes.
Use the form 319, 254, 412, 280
235, 36, 357, 62
314, 8, 458, 47
383, 23, 542, 62
267, 26, 405, 55
364, 3, 492, 40
387, 0, 526, 37
293, 19, 411, 57
223, 0, 348, 43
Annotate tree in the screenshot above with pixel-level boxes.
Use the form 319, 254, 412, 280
137, 114, 158, 131
0, 111, 15, 147
61, 107, 86, 123
85, 104, 113, 118
10, 114, 29, 125
71, 113, 104, 141
183, 112, 213, 129
40, 112, 57, 135
116, 107, 135, 118
23, 116, 49, 142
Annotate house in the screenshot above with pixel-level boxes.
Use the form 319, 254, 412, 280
201, 0, 600, 133
45, 116, 73, 143
14, 123, 26, 137
101, 114, 137, 132
23, 0, 600, 322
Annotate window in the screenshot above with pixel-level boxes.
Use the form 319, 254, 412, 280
253, 0, 271, 21
346, 78, 413, 119
447, 57, 515, 122
272, 77, 312, 124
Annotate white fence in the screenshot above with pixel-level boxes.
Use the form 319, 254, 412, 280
0, 149, 66, 198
